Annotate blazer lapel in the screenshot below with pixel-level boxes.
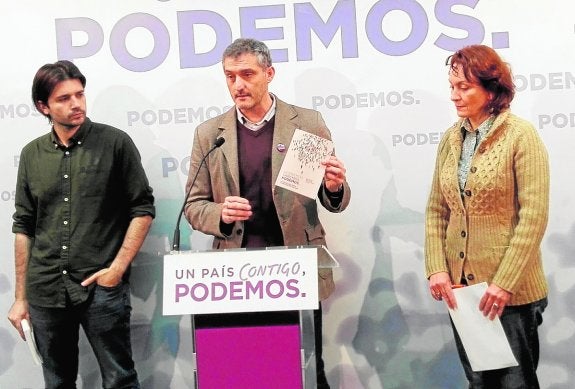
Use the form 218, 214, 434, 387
218, 109, 241, 195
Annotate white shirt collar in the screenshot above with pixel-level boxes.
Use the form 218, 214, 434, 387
236, 94, 276, 131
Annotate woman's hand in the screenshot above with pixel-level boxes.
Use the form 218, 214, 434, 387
479, 283, 512, 320
429, 272, 457, 309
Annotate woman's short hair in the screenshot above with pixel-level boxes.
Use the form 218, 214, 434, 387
446, 45, 515, 115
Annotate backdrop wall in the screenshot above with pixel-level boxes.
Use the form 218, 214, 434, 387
1, 1, 574, 388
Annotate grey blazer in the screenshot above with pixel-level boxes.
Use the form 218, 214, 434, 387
184, 97, 351, 300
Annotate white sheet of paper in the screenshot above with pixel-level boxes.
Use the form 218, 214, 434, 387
448, 282, 518, 372
21, 319, 43, 366
275, 129, 334, 199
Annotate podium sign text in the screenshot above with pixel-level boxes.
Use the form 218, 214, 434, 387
162, 248, 319, 315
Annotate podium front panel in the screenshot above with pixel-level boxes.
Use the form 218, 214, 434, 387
195, 324, 302, 389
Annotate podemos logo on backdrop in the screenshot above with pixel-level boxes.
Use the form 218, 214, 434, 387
54, 0, 508, 71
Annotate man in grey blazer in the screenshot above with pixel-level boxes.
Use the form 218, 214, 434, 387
184, 38, 350, 388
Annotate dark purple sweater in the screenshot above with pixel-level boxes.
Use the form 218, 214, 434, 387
237, 118, 284, 248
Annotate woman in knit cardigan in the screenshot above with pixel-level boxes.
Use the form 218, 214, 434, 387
425, 45, 549, 388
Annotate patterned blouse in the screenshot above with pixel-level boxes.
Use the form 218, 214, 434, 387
457, 116, 495, 191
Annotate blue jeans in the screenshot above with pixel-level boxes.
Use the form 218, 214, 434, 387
29, 281, 139, 389
452, 298, 547, 389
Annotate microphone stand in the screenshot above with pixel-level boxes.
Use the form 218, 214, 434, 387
172, 137, 225, 252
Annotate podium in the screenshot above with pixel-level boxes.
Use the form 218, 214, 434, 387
162, 245, 338, 389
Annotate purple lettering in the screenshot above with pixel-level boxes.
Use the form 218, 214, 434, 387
265, 279, 284, 298
229, 281, 244, 300
211, 282, 227, 301
239, 5, 288, 63
175, 284, 189, 302
434, 0, 484, 51
53, 1, 493, 70
190, 283, 209, 301
55, 17, 104, 61
366, 0, 428, 56
246, 280, 264, 299
109, 13, 170, 72
285, 279, 300, 298
178, 10, 232, 68
294, 1, 358, 61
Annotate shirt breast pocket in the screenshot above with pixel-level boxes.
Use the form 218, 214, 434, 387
75, 163, 113, 198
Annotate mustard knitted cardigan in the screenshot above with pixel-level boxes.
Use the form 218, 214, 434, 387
425, 110, 549, 305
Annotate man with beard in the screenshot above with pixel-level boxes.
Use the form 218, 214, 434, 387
8, 60, 155, 389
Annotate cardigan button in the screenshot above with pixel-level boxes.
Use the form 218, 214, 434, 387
459, 252, 465, 259
236, 229, 243, 235
466, 274, 475, 281
461, 231, 466, 238
464, 190, 472, 197
470, 166, 477, 173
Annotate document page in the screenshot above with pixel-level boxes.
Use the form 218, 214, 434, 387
448, 282, 518, 371
22, 319, 43, 366
275, 129, 334, 199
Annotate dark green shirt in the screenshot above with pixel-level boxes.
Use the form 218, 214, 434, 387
12, 118, 155, 308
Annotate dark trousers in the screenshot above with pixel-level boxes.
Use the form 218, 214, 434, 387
452, 298, 547, 389
29, 282, 139, 389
